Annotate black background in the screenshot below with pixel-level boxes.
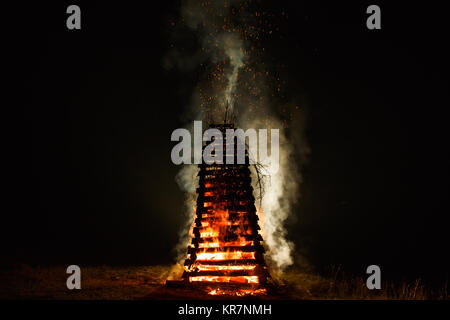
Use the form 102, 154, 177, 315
6, 0, 449, 287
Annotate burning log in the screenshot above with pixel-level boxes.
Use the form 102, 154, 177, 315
166, 123, 270, 294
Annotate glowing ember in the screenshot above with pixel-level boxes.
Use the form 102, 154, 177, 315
198, 240, 254, 248
196, 265, 256, 271
196, 251, 255, 261
208, 288, 268, 296
189, 276, 259, 284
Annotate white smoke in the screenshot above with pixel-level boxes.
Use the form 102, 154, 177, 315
221, 33, 245, 110
240, 106, 305, 274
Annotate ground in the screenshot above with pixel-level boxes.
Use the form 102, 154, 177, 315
1, 265, 447, 300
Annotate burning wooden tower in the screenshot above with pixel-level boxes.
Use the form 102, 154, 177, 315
167, 122, 270, 292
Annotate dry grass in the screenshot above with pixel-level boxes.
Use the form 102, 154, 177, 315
282, 269, 448, 300
0, 264, 447, 300
285, 264, 449, 300
1, 265, 170, 300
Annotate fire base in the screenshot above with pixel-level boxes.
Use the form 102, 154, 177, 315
170, 123, 271, 292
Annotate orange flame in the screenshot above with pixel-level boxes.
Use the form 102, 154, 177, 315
189, 276, 259, 284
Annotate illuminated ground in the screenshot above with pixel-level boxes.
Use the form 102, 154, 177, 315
1, 265, 447, 300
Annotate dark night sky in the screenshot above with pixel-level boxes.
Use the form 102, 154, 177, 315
5, 1, 449, 285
